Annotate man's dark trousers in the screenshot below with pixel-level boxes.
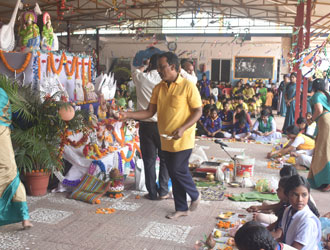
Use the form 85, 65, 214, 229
139, 121, 169, 200
163, 149, 199, 211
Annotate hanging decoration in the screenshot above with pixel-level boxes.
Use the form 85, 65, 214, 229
0, 51, 31, 73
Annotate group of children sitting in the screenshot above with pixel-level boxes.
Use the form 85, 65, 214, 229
242, 165, 323, 250
197, 100, 282, 142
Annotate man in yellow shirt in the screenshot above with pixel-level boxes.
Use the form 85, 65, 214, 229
120, 52, 202, 219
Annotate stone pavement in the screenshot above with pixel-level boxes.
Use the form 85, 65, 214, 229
1, 116, 329, 250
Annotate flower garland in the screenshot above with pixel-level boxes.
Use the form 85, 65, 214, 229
92, 160, 106, 173
49, 52, 64, 75
66, 132, 89, 148
64, 55, 77, 77
82, 58, 85, 86
75, 58, 80, 79
88, 57, 92, 82
117, 152, 123, 173
120, 143, 141, 162
37, 51, 41, 80
0, 50, 32, 73
113, 128, 125, 147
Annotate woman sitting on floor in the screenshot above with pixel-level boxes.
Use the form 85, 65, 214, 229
267, 125, 315, 170
251, 109, 282, 142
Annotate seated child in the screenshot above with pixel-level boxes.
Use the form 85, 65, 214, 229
273, 175, 321, 249
251, 109, 282, 142
254, 94, 262, 114
204, 107, 228, 138
235, 220, 297, 250
247, 177, 290, 231
296, 114, 316, 138
248, 98, 257, 118
267, 125, 314, 170
232, 117, 251, 140
233, 104, 253, 128
219, 102, 233, 132
197, 104, 211, 136
237, 96, 249, 112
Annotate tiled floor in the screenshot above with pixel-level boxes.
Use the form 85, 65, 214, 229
1, 116, 329, 249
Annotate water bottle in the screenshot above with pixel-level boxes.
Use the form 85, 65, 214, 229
225, 168, 231, 183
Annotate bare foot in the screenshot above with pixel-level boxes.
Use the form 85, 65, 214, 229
189, 193, 201, 211
22, 220, 33, 230
166, 211, 188, 219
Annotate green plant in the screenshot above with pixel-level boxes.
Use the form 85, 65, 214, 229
0, 74, 90, 174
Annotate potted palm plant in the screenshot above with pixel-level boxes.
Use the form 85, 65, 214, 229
0, 74, 90, 196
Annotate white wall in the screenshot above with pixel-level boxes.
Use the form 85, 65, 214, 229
60, 34, 330, 83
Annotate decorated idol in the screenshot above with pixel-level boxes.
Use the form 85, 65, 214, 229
41, 12, 54, 51
19, 12, 40, 51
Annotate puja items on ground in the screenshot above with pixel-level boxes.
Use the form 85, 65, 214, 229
107, 168, 124, 198
196, 211, 252, 249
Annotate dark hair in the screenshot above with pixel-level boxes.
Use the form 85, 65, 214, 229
248, 98, 255, 103
236, 104, 243, 110
203, 104, 211, 114
147, 53, 160, 71
290, 72, 297, 78
296, 117, 307, 125
279, 176, 291, 188
202, 73, 206, 77
159, 52, 180, 71
234, 221, 277, 250
238, 117, 247, 127
280, 165, 298, 177
285, 125, 300, 135
237, 96, 244, 101
260, 109, 270, 117
210, 107, 218, 114
312, 78, 330, 103
284, 175, 320, 217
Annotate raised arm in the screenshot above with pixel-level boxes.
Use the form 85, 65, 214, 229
119, 103, 157, 121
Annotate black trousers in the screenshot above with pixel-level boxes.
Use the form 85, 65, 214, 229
139, 121, 169, 200
163, 149, 199, 211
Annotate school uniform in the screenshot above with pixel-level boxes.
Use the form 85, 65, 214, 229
204, 116, 224, 138
233, 122, 250, 139
279, 205, 321, 250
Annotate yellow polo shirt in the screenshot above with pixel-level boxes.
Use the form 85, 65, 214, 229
150, 75, 202, 152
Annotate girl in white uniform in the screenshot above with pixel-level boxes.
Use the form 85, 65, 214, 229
277, 175, 321, 250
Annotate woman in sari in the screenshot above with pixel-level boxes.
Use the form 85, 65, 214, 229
0, 87, 33, 228
308, 78, 330, 191
278, 74, 290, 116
282, 73, 297, 133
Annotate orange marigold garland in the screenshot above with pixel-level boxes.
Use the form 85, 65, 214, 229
113, 128, 125, 147
75, 58, 80, 79
0, 50, 32, 73
64, 55, 77, 77
49, 52, 64, 75
88, 57, 92, 82
82, 58, 85, 86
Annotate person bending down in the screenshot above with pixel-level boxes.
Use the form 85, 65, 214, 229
267, 125, 314, 170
